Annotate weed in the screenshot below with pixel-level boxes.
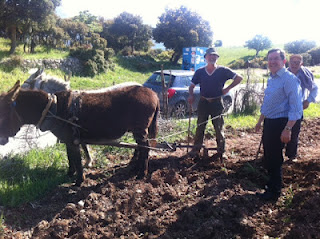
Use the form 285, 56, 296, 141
282, 184, 295, 208
282, 216, 291, 223
221, 166, 229, 175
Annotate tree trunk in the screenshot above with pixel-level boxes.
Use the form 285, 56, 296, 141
31, 38, 36, 53
9, 25, 17, 55
173, 52, 182, 65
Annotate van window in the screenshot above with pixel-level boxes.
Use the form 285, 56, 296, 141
146, 73, 175, 85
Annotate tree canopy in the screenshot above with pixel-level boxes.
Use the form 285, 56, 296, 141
153, 6, 213, 64
101, 12, 152, 54
284, 40, 316, 54
244, 35, 272, 57
0, 0, 61, 54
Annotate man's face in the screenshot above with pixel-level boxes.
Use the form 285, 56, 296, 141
267, 51, 285, 74
289, 57, 302, 75
205, 54, 219, 65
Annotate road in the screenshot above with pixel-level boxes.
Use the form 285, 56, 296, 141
0, 125, 57, 157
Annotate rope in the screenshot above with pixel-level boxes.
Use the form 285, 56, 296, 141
149, 113, 226, 142
46, 111, 88, 131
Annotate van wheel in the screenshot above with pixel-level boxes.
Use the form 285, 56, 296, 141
173, 101, 187, 118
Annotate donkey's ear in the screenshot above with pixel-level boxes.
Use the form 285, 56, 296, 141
6, 81, 21, 101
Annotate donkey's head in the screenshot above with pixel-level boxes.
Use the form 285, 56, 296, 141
0, 81, 23, 145
22, 68, 70, 93
21, 68, 44, 90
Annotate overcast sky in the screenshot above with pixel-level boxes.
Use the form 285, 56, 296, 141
56, 0, 320, 47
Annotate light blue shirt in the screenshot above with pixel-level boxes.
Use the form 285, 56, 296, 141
290, 66, 318, 103
261, 68, 303, 121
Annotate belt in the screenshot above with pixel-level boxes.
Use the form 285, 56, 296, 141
201, 96, 222, 103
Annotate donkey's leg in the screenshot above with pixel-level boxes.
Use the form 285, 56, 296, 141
82, 143, 93, 168
133, 128, 150, 179
66, 143, 84, 186
131, 148, 139, 161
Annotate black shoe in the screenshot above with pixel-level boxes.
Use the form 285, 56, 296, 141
256, 191, 280, 201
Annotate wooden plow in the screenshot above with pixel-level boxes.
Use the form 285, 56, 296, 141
84, 140, 218, 157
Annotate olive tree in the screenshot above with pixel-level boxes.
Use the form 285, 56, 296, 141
153, 6, 213, 64
0, 0, 61, 54
244, 34, 272, 57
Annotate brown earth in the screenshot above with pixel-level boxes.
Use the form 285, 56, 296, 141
2, 118, 320, 239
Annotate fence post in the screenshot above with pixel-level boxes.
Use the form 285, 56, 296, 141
161, 65, 168, 119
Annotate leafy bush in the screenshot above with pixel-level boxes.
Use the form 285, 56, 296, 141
119, 46, 132, 56
301, 53, 312, 66
70, 46, 113, 77
155, 50, 174, 62
104, 48, 115, 60
0, 55, 24, 70
250, 57, 268, 69
285, 40, 316, 54
308, 47, 320, 65
228, 59, 246, 69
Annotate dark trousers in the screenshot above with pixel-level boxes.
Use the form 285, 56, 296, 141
193, 97, 225, 153
262, 118, 288, 193
285, 118, 302, 159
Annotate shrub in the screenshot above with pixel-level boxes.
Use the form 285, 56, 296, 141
228, 59, 246, 69
308, 47, 320, 65
120, 46, 132, 56
104, 48, 115, 60
155, 50, 174, 62
301, 53, 312, 66
250, 57, 268, 69
69, 46, 113, 77
0, 55, 24, 70
84, 59, 98, 77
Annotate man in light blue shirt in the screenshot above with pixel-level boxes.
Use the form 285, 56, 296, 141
255, 49, 303, 201
285, 54, 318, 161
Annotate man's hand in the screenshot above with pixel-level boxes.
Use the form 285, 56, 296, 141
188, 95, 194, 105
255, 122, 262, 133
303, 100, 310, 110
281, 129, 291, 144
222, 87, 231, 95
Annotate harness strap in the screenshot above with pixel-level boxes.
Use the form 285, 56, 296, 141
36, 94, 57, 128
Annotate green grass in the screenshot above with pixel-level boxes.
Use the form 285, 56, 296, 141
0, 38, 68, 60
218, 46, 259, 66
0, 145, 69, 206
304, 101, 320, 117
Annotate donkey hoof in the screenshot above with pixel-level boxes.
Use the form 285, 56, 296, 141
75, 177, 84, 187
67, 171, 75, 177
136, 171, 145, 180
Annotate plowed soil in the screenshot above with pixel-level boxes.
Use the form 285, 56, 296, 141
2, 118, 320, 239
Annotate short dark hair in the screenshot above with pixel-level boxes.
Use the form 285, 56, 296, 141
267, 48, 286, 60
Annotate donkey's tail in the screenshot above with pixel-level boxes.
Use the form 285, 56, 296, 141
148, 99, 160, 147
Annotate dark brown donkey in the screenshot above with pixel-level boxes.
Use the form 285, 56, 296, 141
0, 81, 160, 186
